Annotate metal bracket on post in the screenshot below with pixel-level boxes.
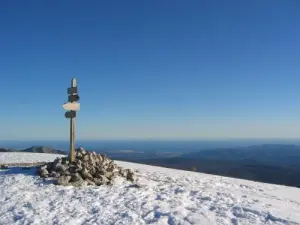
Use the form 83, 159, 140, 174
63, 78, 80, 162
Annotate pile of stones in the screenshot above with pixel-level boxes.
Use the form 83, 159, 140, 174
37, 147, 137, 187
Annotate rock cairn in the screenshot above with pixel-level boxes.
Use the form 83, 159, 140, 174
37, 147, 137, 187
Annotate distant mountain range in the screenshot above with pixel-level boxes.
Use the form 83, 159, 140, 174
180, 144, 300, 169
0, 148, 15, 152
104, 144, 300, 169
0, 146, 65, 155
106, 144, 300, 188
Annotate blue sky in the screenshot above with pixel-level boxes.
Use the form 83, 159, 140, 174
0, 1, 300, 140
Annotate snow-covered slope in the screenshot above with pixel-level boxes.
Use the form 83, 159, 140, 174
0, 152, 65, 164
0, 153, 300, 225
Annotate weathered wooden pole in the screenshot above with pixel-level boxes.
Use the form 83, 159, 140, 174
69, 78, 76, 162
63, 78, 80, 162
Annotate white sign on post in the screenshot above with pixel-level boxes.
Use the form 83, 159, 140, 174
63, 102, 80, 111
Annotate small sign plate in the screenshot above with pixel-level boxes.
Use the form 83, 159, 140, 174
65, 111, 76, 118
68, 87, 78, 95
63, 102, 80, 111
68, 94, 80, 102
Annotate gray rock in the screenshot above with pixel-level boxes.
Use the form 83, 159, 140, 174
40, 165, 47, 170
93, 156, 99, 163
46, 162, 54, 171
75, 159, 82, 167
127, 169, 134, 173
53, 162, 62, 170
0, 165, 8, 169
75, 165, 83, 173
82, 155, 89, 162
80, 168, 93, 180
88, 154, 95, 162
40, 168, 49, 178
71, 173, 83, 182
50, 171, 60, 178
77, 147, 86, 155
56, 175, 71, 186
127, 171, 137, 182
93, 178, 104, 186
97, 154, 103, 162
112, 168, 119, 173
113, 171, 119, 178
106, 167, 114, 172
56, 164, 69, 173
100, 175, 109, 184
62, 170, 71, 176
82, 161, 89, 169
88, 157, 95, 166
54, 158, 62, 164
62, 157, 69, 165
68, 165, 77, 173
86, 179, 96, 186
95, 168, 106, 178
88, 167, 96, 176
119, 168, 126, 176
54, 162, 60, 168
104, 171, 113, 179
96, 167, 105, 175
71, 180, 88, 187
95, 161, 103, 168
76, 152, 83, 158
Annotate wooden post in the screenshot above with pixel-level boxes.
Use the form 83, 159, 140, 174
63, 78, 79, 162
69, 78, 76, 162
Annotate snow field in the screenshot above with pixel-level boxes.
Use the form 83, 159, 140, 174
0, 153, 300, 225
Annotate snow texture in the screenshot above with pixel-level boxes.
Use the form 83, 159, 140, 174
0, 152, 300, 225
0, 152, 65, 164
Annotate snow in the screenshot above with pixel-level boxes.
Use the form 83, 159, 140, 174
0, 152, 65, 164
1, 153, 300, 225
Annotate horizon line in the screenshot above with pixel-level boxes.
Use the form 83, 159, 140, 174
1, 138, 300, 142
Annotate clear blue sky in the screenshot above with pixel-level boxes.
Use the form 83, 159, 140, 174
0, 1, 300, 140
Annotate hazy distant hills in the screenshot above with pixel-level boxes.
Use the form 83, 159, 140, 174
105, 144, 300, 169
0, 146, 65, 155
0, 148, 16, 152
180, 144, 300, 169
124, 144, 300, 188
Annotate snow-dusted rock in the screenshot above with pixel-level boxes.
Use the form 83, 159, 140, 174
127, 171, 137, 182
0, 165, 8, 169
56, 175, 71, 186
71, 180, 88, 187
40, 165, 47, 170
70, 173, 82, 182
77, 147, 86, 154
104, 171, 113, 179
86, 179, 96, 186
49, 171, 59, 178
82, 154, 89, 162
40, 168, 49, 178
80, 168, 93, 180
